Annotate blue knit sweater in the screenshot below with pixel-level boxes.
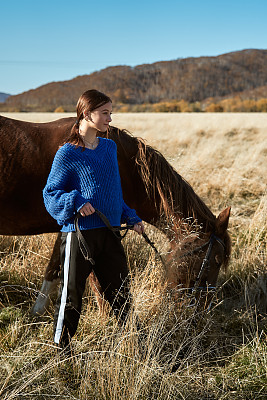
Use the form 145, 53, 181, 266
43, 138, 141, 232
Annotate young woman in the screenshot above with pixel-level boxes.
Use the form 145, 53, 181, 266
43, 89, 144, 350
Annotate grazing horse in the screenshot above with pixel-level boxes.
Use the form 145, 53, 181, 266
0, 115, 231, 314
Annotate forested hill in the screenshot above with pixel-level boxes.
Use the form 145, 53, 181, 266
2, 49, 267, 111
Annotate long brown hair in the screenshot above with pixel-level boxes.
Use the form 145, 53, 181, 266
64, 89, 112, 147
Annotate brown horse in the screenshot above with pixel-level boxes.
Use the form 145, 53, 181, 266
0, 115, 231, 314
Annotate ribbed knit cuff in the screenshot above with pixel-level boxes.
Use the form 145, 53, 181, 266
74, 191, 88, 212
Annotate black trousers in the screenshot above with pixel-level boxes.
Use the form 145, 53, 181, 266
54, 228, 129, 346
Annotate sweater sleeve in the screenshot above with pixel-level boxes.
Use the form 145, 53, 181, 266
43, 147, 88, 226
121, 200, 142, 225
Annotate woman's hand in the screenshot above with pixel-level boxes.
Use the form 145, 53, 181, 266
79, 202, 95, 217
133, 221, 145, 235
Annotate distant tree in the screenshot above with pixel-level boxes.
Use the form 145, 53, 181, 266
256, 98, 267, 112
177, 100, 191, 112
205, 103, 224, 112
54, 106, 65, 113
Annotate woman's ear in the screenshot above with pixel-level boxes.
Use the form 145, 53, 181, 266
83, 111, 91, 121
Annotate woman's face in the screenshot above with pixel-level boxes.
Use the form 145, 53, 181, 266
87, 101, 112, 132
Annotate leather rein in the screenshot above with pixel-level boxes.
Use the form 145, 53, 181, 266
74, 208, 164, 265
74, 209, 226, 293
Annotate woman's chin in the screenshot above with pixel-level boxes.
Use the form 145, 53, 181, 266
98, 127, 108, 133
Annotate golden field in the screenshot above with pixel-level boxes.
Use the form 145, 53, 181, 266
0, 112, 266, 399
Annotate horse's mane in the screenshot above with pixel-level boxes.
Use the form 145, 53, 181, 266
138, 139, 216, 224
110, 128, 215, 227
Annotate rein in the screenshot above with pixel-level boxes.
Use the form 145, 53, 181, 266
74, 210, 225, 295
74, 209, 165, 266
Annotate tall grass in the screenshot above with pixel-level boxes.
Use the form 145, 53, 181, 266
0, 113, 266, 399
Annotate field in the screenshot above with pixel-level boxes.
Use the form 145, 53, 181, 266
0, 112, 267, 399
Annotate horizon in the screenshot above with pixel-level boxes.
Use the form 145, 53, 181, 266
1, 0, 267, 95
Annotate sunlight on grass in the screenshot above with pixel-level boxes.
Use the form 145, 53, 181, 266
0, 113, 266, 399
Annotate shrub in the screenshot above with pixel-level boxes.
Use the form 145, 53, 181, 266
54, 106, 65, 113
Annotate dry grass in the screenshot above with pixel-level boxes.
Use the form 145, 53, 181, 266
0, 113, 267, 399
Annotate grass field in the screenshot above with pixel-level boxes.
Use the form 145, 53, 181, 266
0, 113, 267, 399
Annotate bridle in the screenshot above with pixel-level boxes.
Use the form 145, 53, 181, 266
180, 233, 226, 293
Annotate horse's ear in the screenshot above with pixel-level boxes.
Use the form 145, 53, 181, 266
215, 207, 231, 236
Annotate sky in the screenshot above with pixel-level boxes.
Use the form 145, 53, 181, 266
1, 0, 267, 95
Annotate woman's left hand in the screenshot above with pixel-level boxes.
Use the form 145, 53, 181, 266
133, 221, 145, 235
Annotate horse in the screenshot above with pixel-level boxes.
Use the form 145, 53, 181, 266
0, 115, 231, 314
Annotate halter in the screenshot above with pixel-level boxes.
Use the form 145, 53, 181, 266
180, 233, 225, 292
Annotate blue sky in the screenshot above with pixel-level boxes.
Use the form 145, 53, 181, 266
1, 0, 267, 95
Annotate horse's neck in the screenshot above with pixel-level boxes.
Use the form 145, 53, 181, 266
107, 127, 215, 240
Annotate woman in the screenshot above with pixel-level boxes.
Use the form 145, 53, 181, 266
43, 89, 144, 350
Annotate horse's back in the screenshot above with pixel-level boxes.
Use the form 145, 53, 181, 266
0, 115, 75, 235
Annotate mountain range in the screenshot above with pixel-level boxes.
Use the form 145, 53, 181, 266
0, 92, 10, 103
1, 49, 267, 112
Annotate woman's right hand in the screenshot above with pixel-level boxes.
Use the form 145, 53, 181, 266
79, 202, 95, 217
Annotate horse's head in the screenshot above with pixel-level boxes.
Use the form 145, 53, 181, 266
166, 207, 231, 306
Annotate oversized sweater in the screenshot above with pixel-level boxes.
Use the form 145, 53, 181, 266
43, 138, 141, 232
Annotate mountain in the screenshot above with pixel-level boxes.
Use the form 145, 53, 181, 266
0, 92, 11, 103
1, 49, 267, 111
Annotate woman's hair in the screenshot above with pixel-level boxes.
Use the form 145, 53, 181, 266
64, 89, 112, 147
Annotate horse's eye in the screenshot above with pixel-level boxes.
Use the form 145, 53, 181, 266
215, 255, 222, 266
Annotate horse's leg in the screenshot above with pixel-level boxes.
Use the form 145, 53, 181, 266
31, 233, 61, 316
31, 232, 108, 316
88, 271, 109, 316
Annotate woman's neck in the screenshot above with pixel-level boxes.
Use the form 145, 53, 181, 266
79, 125, 97, 143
